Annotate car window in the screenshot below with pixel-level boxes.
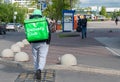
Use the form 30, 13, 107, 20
7, 23, 15, 25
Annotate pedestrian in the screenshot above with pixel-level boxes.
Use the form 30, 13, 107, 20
29, 9, 51, 80
49, 18, 56, 32
76, 16, 82, 33
115, 17, 118, 25
81, 15, 87, 39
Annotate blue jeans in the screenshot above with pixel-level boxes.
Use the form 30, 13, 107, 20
81, 27, 87, 39
31, 42, 49, 70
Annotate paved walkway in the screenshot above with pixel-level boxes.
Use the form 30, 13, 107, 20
20, 28, 120, 82
24, 27, 119, 58
19, 27, 120, 71
1, 21, 120, 82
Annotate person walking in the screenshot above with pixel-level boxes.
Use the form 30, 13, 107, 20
77, 16, 82, 33
49, 18, 56, 32
115, 17, 118, 25
29, 9, 51, 80
81, 15, 87, 39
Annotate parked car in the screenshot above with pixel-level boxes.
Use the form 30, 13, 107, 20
0, 22, 6, 35
6, 23, 17, 31
14, 23, 23, 32
15, 23, 23, 29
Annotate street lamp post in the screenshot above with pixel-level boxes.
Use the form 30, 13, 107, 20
13, 11, 17, 24
70, 0, 72, 9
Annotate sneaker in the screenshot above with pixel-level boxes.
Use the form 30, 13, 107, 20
35, 69, 41, 80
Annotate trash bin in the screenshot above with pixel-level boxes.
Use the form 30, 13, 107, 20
56, 20, 62, 30
74, 15, 78, 30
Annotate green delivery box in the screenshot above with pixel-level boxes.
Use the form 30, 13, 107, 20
24, 17, 49, 42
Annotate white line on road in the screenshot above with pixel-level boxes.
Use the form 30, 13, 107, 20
105, 47, 120, 56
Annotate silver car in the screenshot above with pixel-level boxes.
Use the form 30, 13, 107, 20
6, 23, 17, 31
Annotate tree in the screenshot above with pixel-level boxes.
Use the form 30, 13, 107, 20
0, 3, 27, 23
12, 3, 28, 23
0, 0, 3, 3
99, 6, 107, 17
30, 0, 79, 21
41, 0, 66, 22
43, 0, 79, 22
111, 10, 120, 19
0, 3, 13, 22
70, 0, 80, 9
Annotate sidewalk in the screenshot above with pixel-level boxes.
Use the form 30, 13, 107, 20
21, 29, 120, 66
20, 29, 120, 72
1, 26, 120, 82
21, 32, 111, 67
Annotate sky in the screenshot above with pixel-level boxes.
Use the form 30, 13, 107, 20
79, 0, 120, 7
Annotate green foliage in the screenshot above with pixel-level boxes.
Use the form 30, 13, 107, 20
13, 3, 27, 24
58, 33, 80, 38
43, 0, 70, 22
43, 0, 79, 22
111, 10, 120, 19
99, 6, 107, 17
0, 3, 27, 24
0, 3, 12, 22
29, 0, 79, 22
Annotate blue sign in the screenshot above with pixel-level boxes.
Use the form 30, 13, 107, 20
62, 10, 75, 32
42, 2, 47, 10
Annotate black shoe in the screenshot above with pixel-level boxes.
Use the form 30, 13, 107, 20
35, 69, 41, 80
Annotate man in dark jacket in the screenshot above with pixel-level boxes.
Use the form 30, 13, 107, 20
76, 16, 82, 34
81, 15, 87, 39
29, 9, 51, 80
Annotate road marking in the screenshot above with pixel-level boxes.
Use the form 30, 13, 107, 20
105, 47, 120, 56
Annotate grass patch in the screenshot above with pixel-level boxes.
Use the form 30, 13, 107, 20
58, 33, 80, 38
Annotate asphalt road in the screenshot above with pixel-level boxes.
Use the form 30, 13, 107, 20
0, 31, 26, 52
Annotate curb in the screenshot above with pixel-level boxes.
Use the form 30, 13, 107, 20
45, 65, 120, 76
1, 57, 120, 76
